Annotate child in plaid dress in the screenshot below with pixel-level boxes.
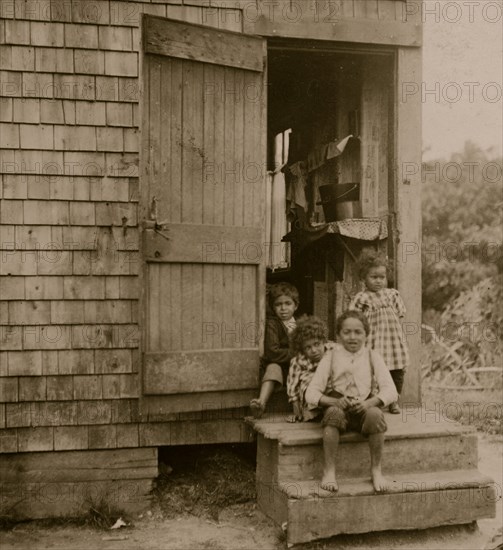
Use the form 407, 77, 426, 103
286, 316, 334, 422
349, 252, 409, 414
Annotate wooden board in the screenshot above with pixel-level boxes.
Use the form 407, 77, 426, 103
275, 434, 478, 482
143, 224, 262, 263
360, 56, 392, 217
286, 483, 495, 544
0, 447, 157, 482
245, 17, 421, 47
394, 47, 422, 403
143, 349, 259, 394
142, 390, 255, 417
144, 15, 265, 71
0, 448, 157, 519
279, 470, 494, 498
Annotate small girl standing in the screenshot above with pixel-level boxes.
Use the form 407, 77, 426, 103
349, 251, 409, 414
286, 316, 334, 422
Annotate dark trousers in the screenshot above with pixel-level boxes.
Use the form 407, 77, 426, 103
390, 369, 405, 395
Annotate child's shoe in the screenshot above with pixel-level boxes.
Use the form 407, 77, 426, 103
389, 402, 400, 414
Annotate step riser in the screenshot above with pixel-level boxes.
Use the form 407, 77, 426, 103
259, 434, 478, 482
257, 481, 497, 545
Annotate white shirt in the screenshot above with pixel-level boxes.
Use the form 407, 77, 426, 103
305, 344, 397, 407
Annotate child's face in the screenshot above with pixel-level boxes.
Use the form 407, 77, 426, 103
302, 338, 325, 363
272, 295, 297, 322
364, 266, 387, 292
338, 317, 367, 354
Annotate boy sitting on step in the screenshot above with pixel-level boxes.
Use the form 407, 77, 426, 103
286, 315, 334, 423
305, 310, 397, 493
250, 282, 299, 419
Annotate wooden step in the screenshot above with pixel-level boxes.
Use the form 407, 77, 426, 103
257, 470, 497, 545
250, 414, 478, 482
247, 412, 474, 445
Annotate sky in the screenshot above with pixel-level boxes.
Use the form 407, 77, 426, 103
422, 0, 503, 160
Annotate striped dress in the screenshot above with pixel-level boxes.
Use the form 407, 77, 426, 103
349, 288, 410, 372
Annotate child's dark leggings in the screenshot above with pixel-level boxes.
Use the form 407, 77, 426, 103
390, 369, 405, 395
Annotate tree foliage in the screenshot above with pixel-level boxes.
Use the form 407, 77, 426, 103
422, 141, 502, 312
421, 143, 502, 385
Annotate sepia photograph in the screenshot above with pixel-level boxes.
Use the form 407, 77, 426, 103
0, 0, 501, 548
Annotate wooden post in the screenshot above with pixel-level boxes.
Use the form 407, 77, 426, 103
395, 47, 422, 404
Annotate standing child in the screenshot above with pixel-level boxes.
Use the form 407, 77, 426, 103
305, 310, 397, 493
286, 316, 334, 422
349, 251, 409, 414
250, 282, 299, 418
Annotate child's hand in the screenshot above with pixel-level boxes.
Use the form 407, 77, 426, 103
349, 400, 370, 414
336, 397, 353, 410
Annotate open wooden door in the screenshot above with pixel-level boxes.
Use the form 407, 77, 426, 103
140, 16, 267, 415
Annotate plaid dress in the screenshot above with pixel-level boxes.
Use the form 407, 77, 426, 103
349, 288, 410, 372
287, 343, 335, 420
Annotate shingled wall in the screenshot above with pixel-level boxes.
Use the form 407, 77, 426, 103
0, 0, 248, 455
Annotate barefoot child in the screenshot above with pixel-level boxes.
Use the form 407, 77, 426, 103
286, 316, 334, 422
305, 310, 397, 493
349, 251, 409, 414
250, 283, 299, 418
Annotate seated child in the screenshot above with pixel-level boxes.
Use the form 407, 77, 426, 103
305, 310, 397, 493
286, 315, 334, 423
250, 282, 299, 418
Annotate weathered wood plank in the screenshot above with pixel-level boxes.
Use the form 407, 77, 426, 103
280, 470, 494, 499
0, 479, 154, 519
275, 434, 478, 481
144, 15, 265, 71
247, 413, 473, 442
395, 47, 422, 403
143, 224, 263, 263
143, 349, 259, 394
0, 447, 157, 519
141, 390, 256, 416
360, 56, 391, 217
244, 17, 421, 47
286, 482, 495, 544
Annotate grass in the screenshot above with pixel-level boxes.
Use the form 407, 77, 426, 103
421, 385, 503, 435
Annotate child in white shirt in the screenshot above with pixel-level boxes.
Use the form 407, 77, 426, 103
305, 310, 397, 493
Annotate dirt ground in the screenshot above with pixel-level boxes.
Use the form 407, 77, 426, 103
1, 431, 501, 550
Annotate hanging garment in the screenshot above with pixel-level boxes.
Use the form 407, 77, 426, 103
269, 168, 289, 269
326, 134, 353, 159
285, 161, 308, 219
307, 143, 328, 172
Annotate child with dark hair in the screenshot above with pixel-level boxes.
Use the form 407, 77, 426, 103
286, 316, 334, 422
250, 282, 299, 418
305, 310, 397, 493
349, 250, 410, 414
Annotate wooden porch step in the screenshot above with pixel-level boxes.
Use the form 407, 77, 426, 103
258, 470, 497, 545
247, 412, 474, 445
250, 414, 479, 482
277, 469, 494, 499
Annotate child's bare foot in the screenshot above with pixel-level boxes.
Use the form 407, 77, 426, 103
320, 470, 339, 492
250, 399, 265, 419
388, 402, 400, 414
286, 414, 298, 423
371, 469, 389, 492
